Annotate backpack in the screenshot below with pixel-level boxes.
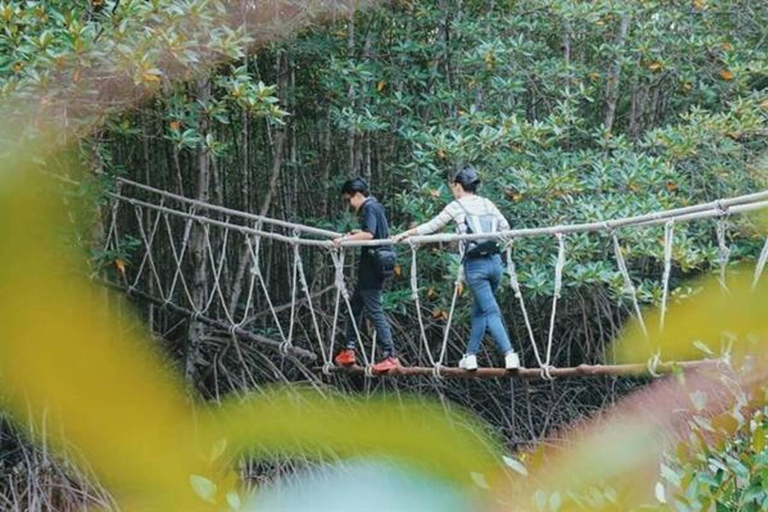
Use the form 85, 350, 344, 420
455, 199, 501, 260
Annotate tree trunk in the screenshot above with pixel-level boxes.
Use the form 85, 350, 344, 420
347, 12, 356, 176
185, 77, 212, 387
603, 15, 630, 132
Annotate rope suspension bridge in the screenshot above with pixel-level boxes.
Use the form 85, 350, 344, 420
100, 178, 768, 380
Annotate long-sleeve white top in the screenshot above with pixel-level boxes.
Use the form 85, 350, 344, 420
415, 194, 510, 236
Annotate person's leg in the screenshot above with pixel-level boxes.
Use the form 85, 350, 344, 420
464, 260, 489, 355
344, 287, 365, 350
360, 288, 395, 357
484, 256, 513, 354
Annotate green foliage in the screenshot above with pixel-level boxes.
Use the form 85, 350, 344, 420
658, 404, 768, 511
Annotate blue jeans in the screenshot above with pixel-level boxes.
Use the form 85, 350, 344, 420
464, 254, 514, 356
345, 287, 395, 357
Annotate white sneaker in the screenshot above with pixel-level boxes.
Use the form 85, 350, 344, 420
458, 354, 478, 371
505, 352, 520, 370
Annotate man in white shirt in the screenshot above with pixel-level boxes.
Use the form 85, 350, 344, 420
393, 166, 520, 371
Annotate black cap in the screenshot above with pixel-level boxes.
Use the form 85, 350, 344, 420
453, 165, 480, 187
340, 176, 369, 195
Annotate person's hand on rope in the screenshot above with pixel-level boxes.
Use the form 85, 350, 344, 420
392, 228, 416, 244
332, 229, 365, 248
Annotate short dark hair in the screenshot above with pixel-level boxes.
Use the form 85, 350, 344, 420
340, 177, 370, 197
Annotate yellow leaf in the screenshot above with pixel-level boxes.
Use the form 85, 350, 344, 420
614, 268, 768, 367
429, 189, 440, 198
719, 69, 734, 81
760, 100, 768, 111
115, 258, 126, 277
692, 0, 707, 9
169, 120, 182, 131
484, 52, 495, 70
665, 182, 678, 192
376, 81, 386, 92
12, 62, 23, 73
753, 426, 766, 453
427, 287, 436, 298
721, 41, 733, 51
647, 61, 662, 72
393, 264, 402, 278
142, 69, 163, 84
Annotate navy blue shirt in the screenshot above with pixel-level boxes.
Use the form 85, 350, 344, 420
357, 197, 390, 289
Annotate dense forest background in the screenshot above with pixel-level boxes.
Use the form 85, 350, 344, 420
1, 0, 767, 509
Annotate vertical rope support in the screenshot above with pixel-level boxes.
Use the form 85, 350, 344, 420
102, 197, 119, 253
203, 218, 234, 322
248, 226, 288, 343
504, 241, 543, 367
327, 250, 345, 366
131, 202, 167, 301
286, 237, 301, 347
438, 263, 464, 367
163, 210, 196, 308
611, 232, 648, 339
369, 330, 378, 365
409, 243, 437, 367
716, 216, 731, 291
295, 242, 329, 365
545, 233, 567, 369
753, 237, 768, 290
237, 234, 259, 325
659, 220, 675, 335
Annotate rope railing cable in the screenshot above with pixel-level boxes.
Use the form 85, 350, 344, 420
336, 197, 768, 247
116, 177, 341, 239
116, 177, 768, 244
111, 191, 768, 249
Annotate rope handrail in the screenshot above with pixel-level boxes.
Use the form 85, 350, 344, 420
112, 190, 768, 248
116, 177, 342, 239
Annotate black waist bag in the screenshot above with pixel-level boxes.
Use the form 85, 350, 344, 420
374, 246, 397, 279
464, 240, 499, 260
